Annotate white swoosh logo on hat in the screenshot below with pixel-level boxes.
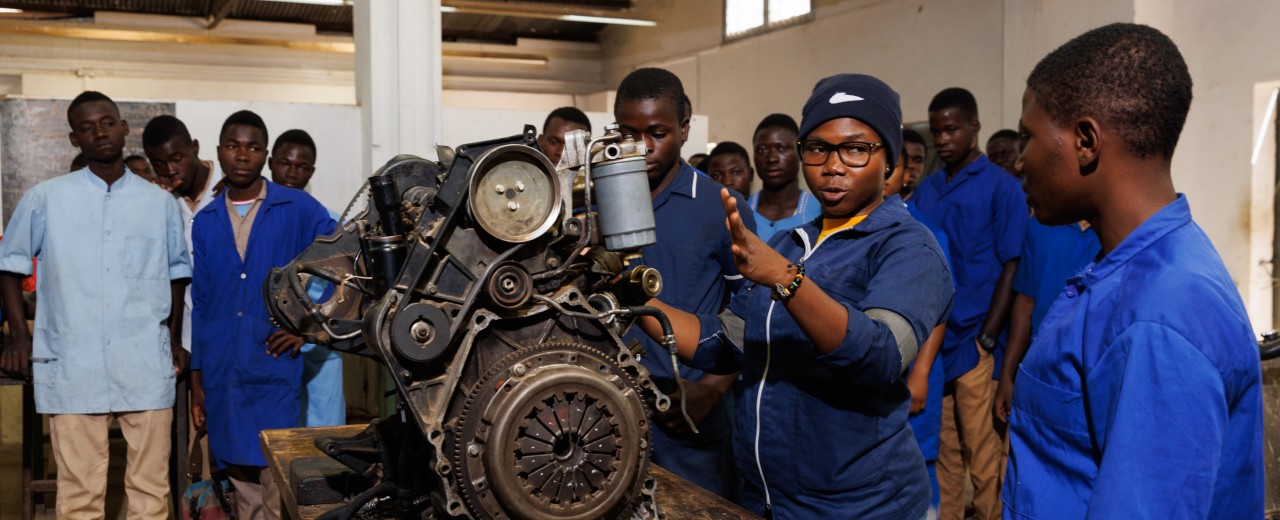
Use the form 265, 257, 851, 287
829, 92, 864, 104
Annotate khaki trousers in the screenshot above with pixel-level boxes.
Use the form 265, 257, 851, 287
226, 465, 282, 520
48, 409, 172, 520
937, 345, 1004, 520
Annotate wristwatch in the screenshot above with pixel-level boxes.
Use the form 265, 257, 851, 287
977, 333, 997, 352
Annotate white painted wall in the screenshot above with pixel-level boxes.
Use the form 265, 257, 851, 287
1134, 0, 1280, 330
175, 100, 365, 213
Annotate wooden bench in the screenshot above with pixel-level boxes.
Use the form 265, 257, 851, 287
261, 424, 760, 520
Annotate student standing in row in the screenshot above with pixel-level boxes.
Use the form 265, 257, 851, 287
144, 114, 223, 358
0, 91, 191, 520
749, 114, 822, 242
615, 67, 753, 501
268, 128, 346, 428
1005, 23, 1263, 518
191, 110, 335, 520
913, 87, 1026, 520
536, 106, 591, 166
706, 141, 753, 197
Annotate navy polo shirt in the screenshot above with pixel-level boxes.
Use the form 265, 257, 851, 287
623, 161, 755, 387
912, 154, 1027, 382
1011, 216, 1101, 335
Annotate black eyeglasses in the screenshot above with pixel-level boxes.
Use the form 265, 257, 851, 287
796, 140, 883, 168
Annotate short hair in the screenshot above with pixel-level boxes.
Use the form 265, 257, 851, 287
273, 129, 317, 159
542, 106, 591, 134
928, 87, 979, 120
67, 91, 118, 126
988, 129, 1019, 142
142, 115, 192, 148
124, 154, 147, 163
614, 67, 687, 123
753, 113, 800, 139
902, 128, 926, 148
708, 141, 750, 164
220, 110, 269, 144
1028, 23, 1191, 160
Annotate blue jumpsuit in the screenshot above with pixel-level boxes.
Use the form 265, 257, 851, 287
1004, 196, 1264, 518
191, 181, 335, 468
690, 197, 954, 518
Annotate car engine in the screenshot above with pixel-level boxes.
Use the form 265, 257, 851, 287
264, 124, 680, 520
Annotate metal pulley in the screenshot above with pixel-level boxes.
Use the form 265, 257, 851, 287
467, 144, 563, 243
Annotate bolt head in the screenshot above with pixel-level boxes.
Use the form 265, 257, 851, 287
512, 363, 527, 376
507, 201, 520, 211
468, 444, 480, 457
515, 180, 526, 191
495, 184, 506, 193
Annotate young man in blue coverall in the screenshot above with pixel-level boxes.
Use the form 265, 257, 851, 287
191, 110, 335, 520
268, 128, 346, 428
913, 87, 1026, 520
1004, 23, 1263, 518
614, 67, 755, 501
0, 91, 191, 520
992, 215, 1100, 424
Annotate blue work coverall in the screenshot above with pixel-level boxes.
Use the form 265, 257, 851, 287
191, 181, 336, 468
690, 196, 954, 519
1004, 195, 1264, 518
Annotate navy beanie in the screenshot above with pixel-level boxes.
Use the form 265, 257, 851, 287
799, 74, 903, 171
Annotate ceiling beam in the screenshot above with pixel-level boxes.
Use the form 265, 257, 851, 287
206, 0, 240, 30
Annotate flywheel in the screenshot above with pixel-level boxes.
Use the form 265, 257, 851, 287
453, 343, 651, 520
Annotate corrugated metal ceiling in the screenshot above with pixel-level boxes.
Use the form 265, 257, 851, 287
0, 0, 634, 41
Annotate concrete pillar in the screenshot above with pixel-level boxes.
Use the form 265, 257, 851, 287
354, 0, 442, 171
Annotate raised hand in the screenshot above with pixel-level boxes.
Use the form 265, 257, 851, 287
720, 188, 791, 287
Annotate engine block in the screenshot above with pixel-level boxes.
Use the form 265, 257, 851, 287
264, 125, 671, 519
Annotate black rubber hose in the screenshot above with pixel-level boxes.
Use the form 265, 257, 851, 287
625, 306, 699, 434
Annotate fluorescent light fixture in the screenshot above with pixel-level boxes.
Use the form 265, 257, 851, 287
257, 0, 349, 6
1251, 88, 1278, 166
0, 8, 23, 14
440, 6, 458, 13
559, 14, 655, 26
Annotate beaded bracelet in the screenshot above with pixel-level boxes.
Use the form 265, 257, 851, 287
771, 260, 806, 302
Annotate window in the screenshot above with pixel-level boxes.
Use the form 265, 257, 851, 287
724, 0, 812, 40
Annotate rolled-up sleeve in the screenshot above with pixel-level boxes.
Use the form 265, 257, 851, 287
686, 309, 746, 374
994, 177, 1028, 265
815, 238, 954, 385
0, 189, 45, 276
165, 197, 192, 280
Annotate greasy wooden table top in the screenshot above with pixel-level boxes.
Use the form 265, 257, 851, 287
262, 424, 760, 520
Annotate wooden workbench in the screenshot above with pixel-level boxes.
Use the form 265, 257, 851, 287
261, 424, 760, 520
